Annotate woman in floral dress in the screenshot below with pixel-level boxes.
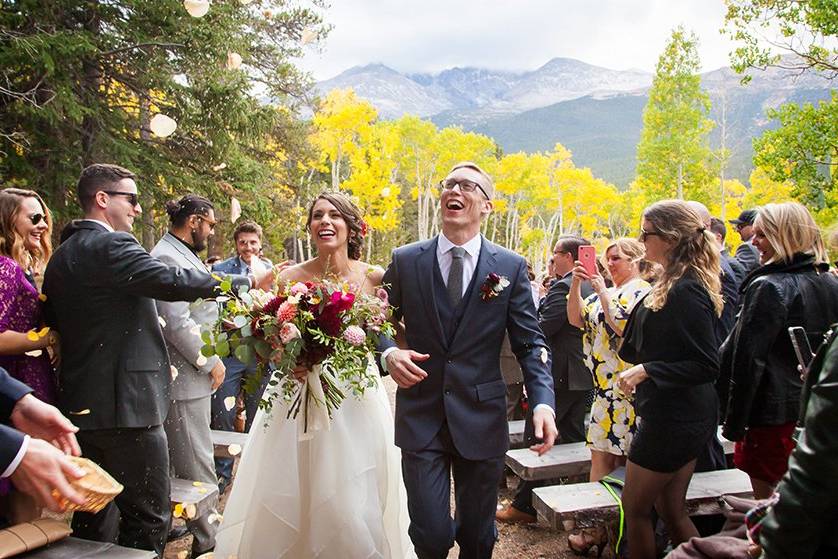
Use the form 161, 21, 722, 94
568, 238, 651, 480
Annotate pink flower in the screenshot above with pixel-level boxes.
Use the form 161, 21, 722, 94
276, 301, 297, 323
289, 282, 309, 296
342, 325, 366, 346
279, 323, 301, 344
376, 288, 389, 303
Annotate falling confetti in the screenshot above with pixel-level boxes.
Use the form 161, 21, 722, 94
173, 503, 184, 518
38, 293, 47, 301
226, 52, 242, 70
70, 409, 91, 415
149, 114, 177, 137
26, 330, 39, 342
227, 443, 242, 456
223, 396, 236, 411
192, 481, 204, 487
24, 350, 43, 357
190, 325, 201, 336
212, 162, 227, 172
158, 316, 167, 328
196, 354, 208, 367
208, 512, 223, 524
183, 0, 210, 18
171, 366, 179, 380
177, 551, 188, 559
301, 27, 317, 45
230, 197, 242, 223
185, 503, 197, 519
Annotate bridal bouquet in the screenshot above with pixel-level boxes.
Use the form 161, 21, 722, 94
203, 277, 395, 432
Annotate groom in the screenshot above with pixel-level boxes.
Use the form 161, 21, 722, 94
380, 162, 558, 559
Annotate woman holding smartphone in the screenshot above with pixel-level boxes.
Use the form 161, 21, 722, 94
617, 200, 722, 559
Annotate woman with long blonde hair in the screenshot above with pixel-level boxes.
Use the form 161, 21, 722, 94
0, 188, 59, 403
721, 202, 838, 498
616, 200, 723, 559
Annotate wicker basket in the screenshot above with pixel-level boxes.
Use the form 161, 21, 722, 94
52, 456, 123, 513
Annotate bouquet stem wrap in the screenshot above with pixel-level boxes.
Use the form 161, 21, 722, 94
298, 364, 332, 441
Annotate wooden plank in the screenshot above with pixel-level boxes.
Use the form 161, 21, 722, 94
508, 420, 526, 448
170, 478, 218, 521
211, 429, 249, 458
18, 536, 156, 558
507, 428, 735, 481
532, 468, 753, 532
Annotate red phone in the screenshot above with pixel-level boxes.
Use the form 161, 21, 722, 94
578, 245, 597, 276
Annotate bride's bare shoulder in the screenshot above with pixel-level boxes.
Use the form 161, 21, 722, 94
357, 261, 385, 287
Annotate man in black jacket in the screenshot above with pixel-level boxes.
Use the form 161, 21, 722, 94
43, 164, 259, 557
729, 209, 760, 274
497, 235, 593, 524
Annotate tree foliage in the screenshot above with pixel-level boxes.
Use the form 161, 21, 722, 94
636, 26, 715, 200
0, 0, 325, 248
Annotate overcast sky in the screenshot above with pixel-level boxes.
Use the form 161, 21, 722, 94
300, 0, 738, 80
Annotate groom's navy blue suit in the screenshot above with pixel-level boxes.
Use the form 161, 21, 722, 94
381, 235, 554, 559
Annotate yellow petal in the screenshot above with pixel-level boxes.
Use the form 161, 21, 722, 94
37, 327, 50, 338
192, 481, 204, 487
26, 330, 39, 342
38, 293, 47, 302
198, 488, 207, 494
223, 396, 236, 411
227, 443, 242, 456
173, 503, 184, 518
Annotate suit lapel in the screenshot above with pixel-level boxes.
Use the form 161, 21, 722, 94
163, 233, 207, 271
415, 238, 447, 348
450, 237, 498, 349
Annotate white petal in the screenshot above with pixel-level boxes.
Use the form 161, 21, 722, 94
540, 347, 549, 364
183, 0, 210, 18
223, 396, 236, 411
171, 365, 179, 380
226, 52, 242, 70
196, 354, 208, 367
149, 114, 177, 137
227, 443, 242, 456
158, 316, 166, 328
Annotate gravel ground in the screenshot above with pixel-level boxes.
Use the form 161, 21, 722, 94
163, 377, 578, 558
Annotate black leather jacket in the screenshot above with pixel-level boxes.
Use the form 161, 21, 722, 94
720, 254, 838, 441
760, 325, 838, 558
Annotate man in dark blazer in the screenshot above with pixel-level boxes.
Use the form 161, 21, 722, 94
497, 235, 594, 524
209, 219, 274, 493
0, 368, 85, 516
43, 164, 257, 557
380, 162, 557, 559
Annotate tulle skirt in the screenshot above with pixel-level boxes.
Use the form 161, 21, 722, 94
214, 366, 415, 559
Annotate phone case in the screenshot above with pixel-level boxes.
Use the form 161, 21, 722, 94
579, 245, 597, 275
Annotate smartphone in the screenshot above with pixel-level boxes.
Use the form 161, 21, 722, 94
788, 326, 815, 376
578, 245, 597, 276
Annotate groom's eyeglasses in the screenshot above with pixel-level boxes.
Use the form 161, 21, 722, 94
198, 215, 217, 231
28, 213, 46, 226
439, 178, 490, 200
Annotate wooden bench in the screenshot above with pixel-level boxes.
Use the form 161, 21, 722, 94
508, 420, 526, 449
18, 536, 156, 558
211, 428, 249, 458
507, 430, 735, 481
533, 468, 753, 531
170, 478, 219, 521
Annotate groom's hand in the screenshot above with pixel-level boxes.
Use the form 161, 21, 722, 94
386, 349, 429, 388
529, 407, 558, 456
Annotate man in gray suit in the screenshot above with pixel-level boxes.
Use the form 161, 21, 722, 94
151, 195, 226, 557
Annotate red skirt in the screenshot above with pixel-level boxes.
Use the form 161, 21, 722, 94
733, 422, 797, 484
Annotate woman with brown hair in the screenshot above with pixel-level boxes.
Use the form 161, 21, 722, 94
721, 202, 838, 499
616, 200, 723, 559
0, 188, 59, 403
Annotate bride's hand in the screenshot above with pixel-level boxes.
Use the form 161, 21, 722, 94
291, 365, 309, 382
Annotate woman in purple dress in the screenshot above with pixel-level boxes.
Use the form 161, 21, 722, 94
0, 188, 59, 404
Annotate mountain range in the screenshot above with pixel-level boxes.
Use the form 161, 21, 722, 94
316, 58, 833, 187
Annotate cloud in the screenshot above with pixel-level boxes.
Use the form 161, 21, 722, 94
300, 0, 735, 80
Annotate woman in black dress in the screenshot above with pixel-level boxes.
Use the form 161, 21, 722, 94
617, 200, 723, 559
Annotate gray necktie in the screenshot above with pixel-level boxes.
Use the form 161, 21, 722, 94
447, 246, 466, 307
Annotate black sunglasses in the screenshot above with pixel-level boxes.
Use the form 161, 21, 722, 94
639, 229, 661, 242
439, 178, 490, 200
104, 191, 140, 207
28, 213, 45, 226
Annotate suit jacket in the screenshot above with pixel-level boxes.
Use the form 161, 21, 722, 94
734, 241, 760, 274
381, 236, 554, 460
0, 368, 32, 473
211, 255, 272, 380
151, 233, 221, 401
539, 273, 594, 392
43, 221, 249, 430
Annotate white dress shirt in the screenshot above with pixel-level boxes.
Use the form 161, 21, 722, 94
436, 232, 482, 296
81, 218, 115, 232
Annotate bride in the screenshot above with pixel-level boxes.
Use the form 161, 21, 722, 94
214, 192, 414, 558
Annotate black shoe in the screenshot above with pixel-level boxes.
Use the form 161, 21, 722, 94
217, 476, 230, 495
167, 524, 190, 542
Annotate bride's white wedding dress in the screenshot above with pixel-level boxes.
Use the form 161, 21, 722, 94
214, 358, 415, 559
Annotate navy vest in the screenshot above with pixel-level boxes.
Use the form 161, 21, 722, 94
433, 251, 480, 343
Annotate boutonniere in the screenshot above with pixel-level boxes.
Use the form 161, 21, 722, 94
480, 272, 510, 301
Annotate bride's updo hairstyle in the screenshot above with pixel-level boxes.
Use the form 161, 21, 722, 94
306, 192, 365, 260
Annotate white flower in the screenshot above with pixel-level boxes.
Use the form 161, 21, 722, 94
540, 347, 549, 364
279, 323, 301, 344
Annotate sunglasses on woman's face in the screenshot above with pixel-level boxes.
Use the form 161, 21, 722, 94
28, 213, 45, 226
